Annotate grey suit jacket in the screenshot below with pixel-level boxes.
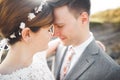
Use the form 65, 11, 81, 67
53, 40, 120, 80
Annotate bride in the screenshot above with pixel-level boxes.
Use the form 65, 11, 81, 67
0, 0, 55, 79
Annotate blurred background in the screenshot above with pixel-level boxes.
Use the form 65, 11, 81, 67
90, 0, 120, 64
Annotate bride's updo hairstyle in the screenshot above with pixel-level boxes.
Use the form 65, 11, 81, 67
0, 0, 53, 45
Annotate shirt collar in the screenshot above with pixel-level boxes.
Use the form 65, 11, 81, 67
72, 32, 94, 54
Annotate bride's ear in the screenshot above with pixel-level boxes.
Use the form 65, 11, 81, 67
21, 28, 31, 42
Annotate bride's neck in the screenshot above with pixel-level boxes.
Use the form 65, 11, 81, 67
0, 43, 34, 75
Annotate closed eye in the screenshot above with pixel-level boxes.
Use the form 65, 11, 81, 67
56, 24, 64, 28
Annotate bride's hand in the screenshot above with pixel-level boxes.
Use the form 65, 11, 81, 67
46, 38, 60, 58
96, 40, 106, 51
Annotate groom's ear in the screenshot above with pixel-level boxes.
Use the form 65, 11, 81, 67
21, 28, 31, 42
78, 12, 89, 24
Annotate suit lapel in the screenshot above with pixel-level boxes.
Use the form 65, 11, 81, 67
54, 44, 68, 79
65, 40, 99, 80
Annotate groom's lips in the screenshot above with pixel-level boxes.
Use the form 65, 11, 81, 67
60, 37, 66, 41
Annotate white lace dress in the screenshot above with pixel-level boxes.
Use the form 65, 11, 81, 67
0, 51, 55, 80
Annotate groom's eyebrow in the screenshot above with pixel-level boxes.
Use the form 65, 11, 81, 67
54, 22, 64, 25
54, 23, 65, 28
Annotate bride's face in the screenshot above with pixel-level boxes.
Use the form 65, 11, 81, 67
30, 25, 52, 53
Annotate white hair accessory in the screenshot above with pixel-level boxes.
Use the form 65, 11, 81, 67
28, 0, 46, 20
10, 33, 16, 39
35, 1, 45, 13
0, 39, 9, 62
9, 22, 25, 39
0, 39, 8, 49
28, 13, 36, 20
19, 22, 25, 29
35, 0, 46, 13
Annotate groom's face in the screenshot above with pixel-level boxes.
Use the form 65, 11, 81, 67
53, 6, 88, 46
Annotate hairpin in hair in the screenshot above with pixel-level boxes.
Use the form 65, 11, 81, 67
28, 0, 46, 20
0, 39, 9, 62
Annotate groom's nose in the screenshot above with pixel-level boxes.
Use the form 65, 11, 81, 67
52, 27, 61, 37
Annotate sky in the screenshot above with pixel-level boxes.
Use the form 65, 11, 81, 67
91, 0, 120, 14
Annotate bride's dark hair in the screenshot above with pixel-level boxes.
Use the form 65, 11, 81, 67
0, 0, 53, 45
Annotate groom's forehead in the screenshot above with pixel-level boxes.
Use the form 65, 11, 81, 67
53, 6, 71, 18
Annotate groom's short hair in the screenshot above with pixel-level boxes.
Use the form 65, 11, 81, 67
50, 0, 91, 16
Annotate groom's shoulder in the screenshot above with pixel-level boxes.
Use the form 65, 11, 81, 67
104, 66, 120, 80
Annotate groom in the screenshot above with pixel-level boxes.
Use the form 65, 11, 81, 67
49, 0, 120, 80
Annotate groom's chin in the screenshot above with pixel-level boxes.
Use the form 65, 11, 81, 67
61, 42, 70, 46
